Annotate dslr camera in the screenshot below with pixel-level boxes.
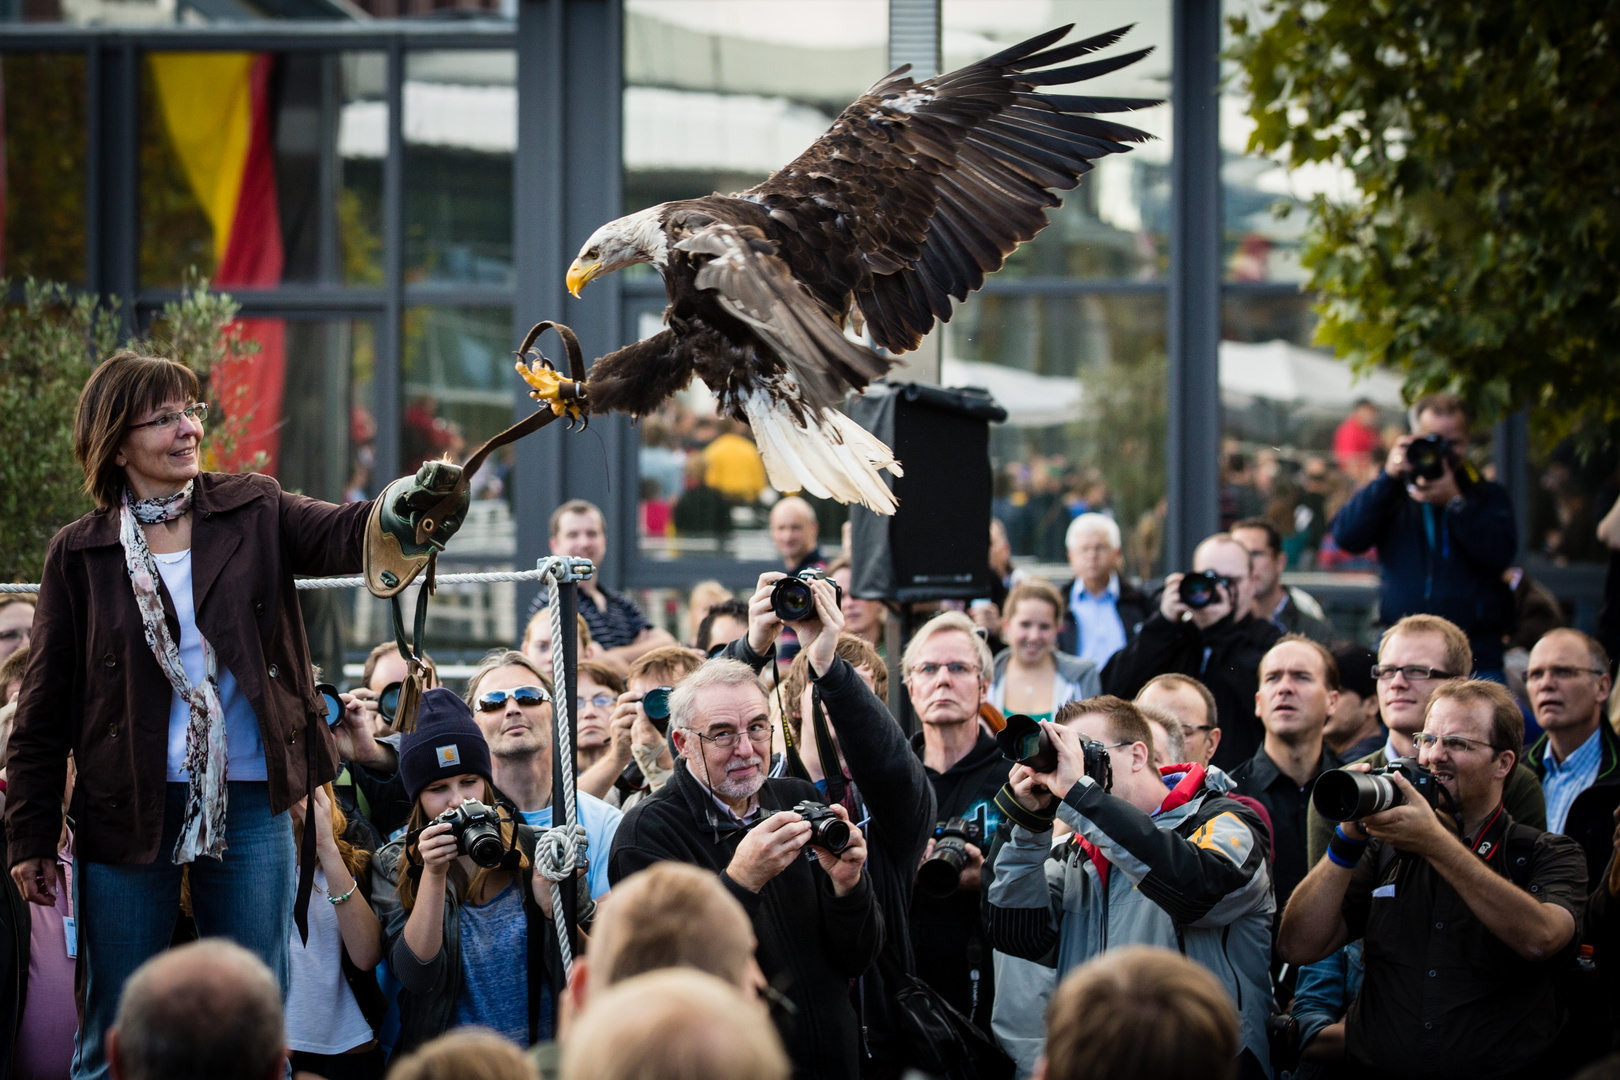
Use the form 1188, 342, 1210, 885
430, 799, 507, 869
1401, 433, 1454, 483
771, 569, 842, 623
1311, 757, 1442, 822
995, 713, 1115, 794
1178, 570, 1232, 611
917, 806, 986, 900
792, 800, 851, 854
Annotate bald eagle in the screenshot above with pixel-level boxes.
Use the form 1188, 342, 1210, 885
565, 24, 1157, 513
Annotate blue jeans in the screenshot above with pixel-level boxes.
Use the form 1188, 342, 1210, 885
72, 782, 294, 1080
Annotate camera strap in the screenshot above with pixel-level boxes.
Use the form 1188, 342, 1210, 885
809, 687, 848, 806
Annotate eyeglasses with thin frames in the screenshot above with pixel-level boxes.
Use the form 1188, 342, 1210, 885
129, 402, 209, 432
1525, 665, 1607, 683
1413, 731, 1496, 755
694, 721, 774, 751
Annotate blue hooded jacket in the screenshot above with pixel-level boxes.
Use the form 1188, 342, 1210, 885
1329, 470, 1516, 670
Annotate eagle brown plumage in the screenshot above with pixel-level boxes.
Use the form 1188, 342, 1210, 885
565, 23, 1158, 513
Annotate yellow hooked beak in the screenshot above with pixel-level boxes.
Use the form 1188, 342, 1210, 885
566, 258, 600, 298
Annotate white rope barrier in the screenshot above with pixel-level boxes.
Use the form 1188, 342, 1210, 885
527, 556, 594, 979
1, 567, 562, 594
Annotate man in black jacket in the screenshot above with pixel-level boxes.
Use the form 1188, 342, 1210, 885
721, 573, 936, 1077
607, 657, 883, 1080
1103, 533, 1281, 772
1523, 628, 1620, 882
904, 611, 1011, 1033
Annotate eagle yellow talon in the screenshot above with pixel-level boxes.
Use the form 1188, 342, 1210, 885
516, 359, 586, 423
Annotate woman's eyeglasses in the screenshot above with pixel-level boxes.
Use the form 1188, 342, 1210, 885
476, 685, 551, 712
129, 402, 209, 432
577, 694, 616, 711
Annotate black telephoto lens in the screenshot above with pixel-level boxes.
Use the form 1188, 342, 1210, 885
996, 713, 1057, 773
1311, 769, 1398, 822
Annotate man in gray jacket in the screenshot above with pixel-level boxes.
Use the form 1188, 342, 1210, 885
986, 696, 1275, 1078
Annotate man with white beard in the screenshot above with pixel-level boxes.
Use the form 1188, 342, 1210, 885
606, 658, 883, 1080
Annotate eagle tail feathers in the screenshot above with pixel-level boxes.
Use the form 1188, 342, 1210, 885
743, 392, 902, 516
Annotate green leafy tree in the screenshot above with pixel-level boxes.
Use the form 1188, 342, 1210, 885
0, 276, 263, 581
1229, 2, 1620, 440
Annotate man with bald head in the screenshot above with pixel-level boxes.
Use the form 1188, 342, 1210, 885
1524, 628, 1619, 880
769, 496, 825, 574
1103, 532, 1281, 771
107, 939, 285, 1080
769, 496, 826, 668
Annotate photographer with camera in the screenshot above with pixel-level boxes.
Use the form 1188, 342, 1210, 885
748, 571, 938, 1078
1330, 393, 1518, 677
370, 688, 560, 1052
987, 696, 1276, 1077
585, 646, 707, 812
1102, 533, 1281, 772
1280, 680, 1586, 1079
1304, 615, 1547, 866
901, 611, 1015, 1033
606, 658, 881, 1080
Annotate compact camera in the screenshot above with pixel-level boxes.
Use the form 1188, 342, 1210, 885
1178, 570, 1232, 611
995, 713, 1115, 794
916, 806, 986, 900
1311, 757, 1441, 822
771, 569, 842, 623
430, 799, 507, 869
792, 800, 851, 854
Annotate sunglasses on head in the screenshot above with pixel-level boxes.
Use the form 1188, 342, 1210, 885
475, 685, 551, 712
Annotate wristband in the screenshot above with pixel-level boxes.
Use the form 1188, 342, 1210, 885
1326, 825, 1369, 869
328, 881, 359, 906
995, 783, 1057, 834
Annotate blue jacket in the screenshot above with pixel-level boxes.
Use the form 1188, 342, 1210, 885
1329, 471, 1516, 669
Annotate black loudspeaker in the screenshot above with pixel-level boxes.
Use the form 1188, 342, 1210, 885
848, 382, 1006, 602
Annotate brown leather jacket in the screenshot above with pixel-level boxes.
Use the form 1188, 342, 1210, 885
4, 473, 370, 866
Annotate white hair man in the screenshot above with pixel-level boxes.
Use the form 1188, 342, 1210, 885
1058, 513, 1152, 670
606, 658, 879, 1080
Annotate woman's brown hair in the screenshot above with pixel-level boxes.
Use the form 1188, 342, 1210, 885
74, 351, 201, 508
394, 779, 529, 913
291, 783, 371, 881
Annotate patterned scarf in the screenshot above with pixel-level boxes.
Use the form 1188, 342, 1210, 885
120, 481, 229, 862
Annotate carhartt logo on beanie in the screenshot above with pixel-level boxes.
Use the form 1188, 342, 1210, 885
399, 687, 492, 803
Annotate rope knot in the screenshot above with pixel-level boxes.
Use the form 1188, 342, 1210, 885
533, 822, 589, 883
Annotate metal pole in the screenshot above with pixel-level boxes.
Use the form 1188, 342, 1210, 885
1166, 0, 1223, 569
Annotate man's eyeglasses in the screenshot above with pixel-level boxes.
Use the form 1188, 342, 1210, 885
1526, 665, 1607, 683
912, 662, 977, 680
695, 721, 773, 750
1179, 724, 1216, 737
475, 685, 551, 712
1414, 731, 1495, 754
129, 402, 208, 432
576, 693, 616, 711
1371, 664, 1455, 682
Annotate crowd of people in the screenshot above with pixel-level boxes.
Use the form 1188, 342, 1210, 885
2, 353, 1620, 1080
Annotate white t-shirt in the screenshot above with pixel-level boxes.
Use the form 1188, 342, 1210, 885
151, 550, 268, 782
285, 867, 375, 1054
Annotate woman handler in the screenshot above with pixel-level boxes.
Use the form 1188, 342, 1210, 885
3, 352, 461, 1080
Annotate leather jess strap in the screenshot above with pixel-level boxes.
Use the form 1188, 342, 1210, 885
413, 321, 588, 546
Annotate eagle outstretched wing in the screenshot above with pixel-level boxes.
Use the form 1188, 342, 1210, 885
746, 24, 1158, 354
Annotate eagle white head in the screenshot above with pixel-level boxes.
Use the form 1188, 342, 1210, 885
566, 205, 670, 297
